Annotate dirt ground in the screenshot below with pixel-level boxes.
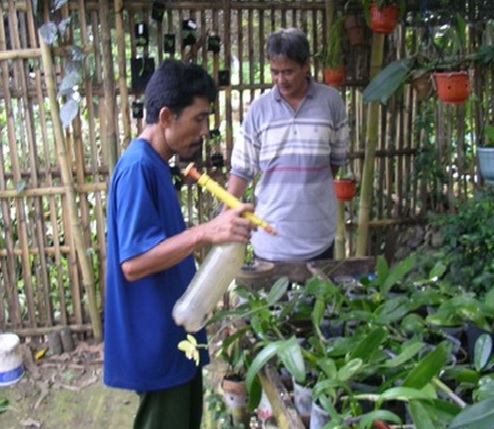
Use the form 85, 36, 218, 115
0, 341, 137, 429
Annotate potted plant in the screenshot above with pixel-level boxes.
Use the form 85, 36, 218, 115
317, 16, 346, 87
361, 0, 405, 34
344, 0, 366, 47
333, 167, 357, 202
363, 14, 494, 105
477, 122, 494, 184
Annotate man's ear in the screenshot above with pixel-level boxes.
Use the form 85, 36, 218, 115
158, 106, 173, 126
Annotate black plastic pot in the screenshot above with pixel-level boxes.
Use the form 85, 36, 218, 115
151, 2, 165, 21
207, 34, 221, 53
182, 19, 197, 46
218, 70, 230, 87
164, 34, 175, 54
131, 101, 144, 119
134, 23, 149, 47
130, 57, 155, 92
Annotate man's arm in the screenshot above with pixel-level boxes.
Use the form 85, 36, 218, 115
226, 174, 249, 200
121, 203, 254, 282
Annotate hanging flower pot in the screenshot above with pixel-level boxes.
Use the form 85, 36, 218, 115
368, 3, 400, 34
134, 23, 149, 47
151, 2, 165, 21
182, 19, 197, 46
344, 14, 366, 46
131, 100, 144, 119
324, 65, 346, 87
207, 34, 221, 53
164, 34, 175, 54
334, 178, 357, 201
411, 71, 432, 102
433, 71, 470, 105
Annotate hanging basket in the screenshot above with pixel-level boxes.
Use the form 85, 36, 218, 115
324, 65, 346, 87
433, 71, 470, 105
334, 178, 357, 201
344, 14, 366, 46
369, 3, 399, 34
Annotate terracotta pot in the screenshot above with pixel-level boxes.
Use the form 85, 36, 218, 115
433, 71, 470, 105
334, 178, 357, 201
344, 14, 366, 46
411, 73, 432, 101
369, 3, 399, 34
324, 65, 345, 87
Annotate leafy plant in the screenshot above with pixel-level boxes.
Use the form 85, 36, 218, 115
316, 16, 345, 69
38, 0, 85, 128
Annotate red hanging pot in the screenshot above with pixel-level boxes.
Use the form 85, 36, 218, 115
369, 3, 399, 34
324, 65, 346, 87
433, 71, 470, 105
334, 178, 357, 202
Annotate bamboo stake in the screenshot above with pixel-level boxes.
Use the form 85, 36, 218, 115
356, 33, 385, 256
38, 34, 102, 341
99, 0, 118, 174
114, 0, 131, 148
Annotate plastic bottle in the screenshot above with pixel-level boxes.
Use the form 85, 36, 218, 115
173, 242, 246, 332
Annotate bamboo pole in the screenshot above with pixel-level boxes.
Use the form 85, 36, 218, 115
334, 201, 346, 259
99, 0, 118, 174
38, 34, 102, 341
114, 0, 131, 148
356, 33, 385, 256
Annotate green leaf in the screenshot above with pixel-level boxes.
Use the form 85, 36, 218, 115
374, 296, 410, 324
0, 397, 9, 414
358, 410, 402, 429
349, 326, 387, 360
384, 340, 424, 368
247, 375, 262, 412
39, 22, 58, 44
474, 334, 492, 372
378, 386, 435, 402
408, 400, 437, 429
449, 396, 494, 429
266, 277, 288, 305
60, 99, 79, 128
58, 70, 82, 97
402, 341, 451, 389
277, 337, 306, 384
381, 253, 416, 295
363, 59, 412, 104
337, 358, 363, 382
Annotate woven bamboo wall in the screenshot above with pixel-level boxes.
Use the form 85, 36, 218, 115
0, 0, 492, 338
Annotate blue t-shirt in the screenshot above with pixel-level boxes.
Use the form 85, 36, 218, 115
103, 138, 209, 391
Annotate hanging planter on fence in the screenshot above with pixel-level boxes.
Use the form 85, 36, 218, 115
134, 23, 149, 47
207, 34, 221, 53
433, 71, 470, 105
182, 19, 197, 46
324, 65, 346, 87
130, 57, 155, 92
368, 3, 400, 34
151, 2, 165, 21
334, 178, 357, 201
131, 100, 144, 119
218, 70, 230, 87
164, 34, 175, 54
344, 14, 366, 46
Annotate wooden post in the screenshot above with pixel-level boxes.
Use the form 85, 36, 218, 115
38, 35, 103, 342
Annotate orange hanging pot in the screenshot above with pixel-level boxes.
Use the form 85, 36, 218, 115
334, 178, 357, 202
369, 3, 399, 34
324, 65, 346, 87
433, 71, 470, 105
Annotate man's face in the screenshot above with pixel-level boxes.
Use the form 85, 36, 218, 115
269, 56, 309, 100
163, 97, 211, 159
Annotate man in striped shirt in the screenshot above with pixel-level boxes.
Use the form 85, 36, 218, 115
226, 28, 349, 262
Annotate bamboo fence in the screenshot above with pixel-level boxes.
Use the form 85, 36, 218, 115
0, 0, 493, 339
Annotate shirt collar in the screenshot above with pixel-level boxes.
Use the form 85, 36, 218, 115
272, 76, 315, 102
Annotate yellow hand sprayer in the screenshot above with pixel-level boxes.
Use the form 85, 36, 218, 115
183, 163, 277, 235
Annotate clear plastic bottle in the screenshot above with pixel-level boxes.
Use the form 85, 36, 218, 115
173, 242, 246, 332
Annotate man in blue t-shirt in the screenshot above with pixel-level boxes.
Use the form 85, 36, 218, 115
104, 59, 254, 429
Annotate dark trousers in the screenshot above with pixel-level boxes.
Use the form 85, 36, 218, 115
133, 369, 203, 429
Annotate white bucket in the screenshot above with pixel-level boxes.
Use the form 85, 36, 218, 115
0, 333, 24, 386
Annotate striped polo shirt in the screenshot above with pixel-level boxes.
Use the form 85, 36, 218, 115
230, 78, 349, 261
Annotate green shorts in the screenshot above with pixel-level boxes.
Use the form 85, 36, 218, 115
133, 369, 203, 429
